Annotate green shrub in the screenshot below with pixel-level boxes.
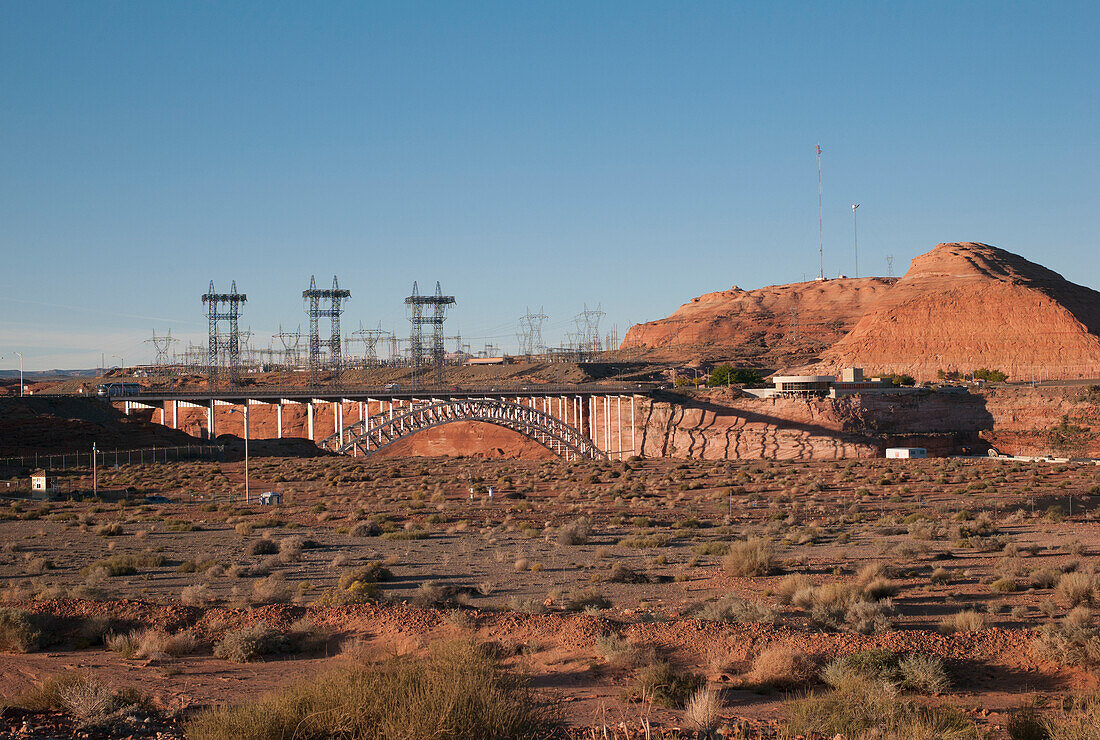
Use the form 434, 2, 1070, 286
188, 640, 557, 740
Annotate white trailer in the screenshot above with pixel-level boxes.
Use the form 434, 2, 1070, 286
886, 447, 927, 459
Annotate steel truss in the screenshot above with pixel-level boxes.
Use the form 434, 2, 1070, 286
318, 398, 607, 461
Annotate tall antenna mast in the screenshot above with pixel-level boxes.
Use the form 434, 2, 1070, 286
816, 144, 824, 280
851, 203, 860, 278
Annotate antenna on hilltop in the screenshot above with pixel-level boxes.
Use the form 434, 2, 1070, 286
886, 255, 894, 277
816, 144, 824, 281
851, 204, 860, 278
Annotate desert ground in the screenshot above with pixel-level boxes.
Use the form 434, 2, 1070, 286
1, 453, 1098, 738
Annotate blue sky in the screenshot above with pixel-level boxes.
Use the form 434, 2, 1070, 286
2, 1, 1097, 370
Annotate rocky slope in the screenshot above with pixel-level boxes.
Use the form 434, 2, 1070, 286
620, 277, 897, 362
814, 242, 1100, 381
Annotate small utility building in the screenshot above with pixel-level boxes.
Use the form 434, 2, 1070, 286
30, 471, 59, 500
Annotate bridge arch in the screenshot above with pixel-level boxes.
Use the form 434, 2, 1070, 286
319, 398, 607, 461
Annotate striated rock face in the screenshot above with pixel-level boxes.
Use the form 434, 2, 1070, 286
620, 277, 897, 360
635, 390, 994, 460
813, 242, 1100, 381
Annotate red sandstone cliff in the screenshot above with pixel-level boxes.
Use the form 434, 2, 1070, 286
621, 277, 896, 360
812, 243, 1100, 381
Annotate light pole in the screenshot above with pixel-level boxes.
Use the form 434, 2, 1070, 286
851, 204, 860, 278
15, 352, 23, 397
92, 442, 97, 498
226, 405, 250, 503
112, 354, 124, 373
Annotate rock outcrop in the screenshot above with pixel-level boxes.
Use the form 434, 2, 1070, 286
621, 277, 897, 362
814, 243, 1100, 381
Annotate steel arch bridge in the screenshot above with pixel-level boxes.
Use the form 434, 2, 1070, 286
318, 397, 608, 461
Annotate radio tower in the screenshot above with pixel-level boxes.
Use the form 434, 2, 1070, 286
405, 281, 456, 387
302, 275, 351, 386
816, 144, 824, 281
202, 281, 247, 386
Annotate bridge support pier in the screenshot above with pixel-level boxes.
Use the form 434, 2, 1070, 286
276, 404, 283, 439
307, 403, 314, 442
208, 401, 217, 440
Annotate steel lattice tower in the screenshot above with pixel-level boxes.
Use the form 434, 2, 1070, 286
274, 324, 302, 367
303, 275, 351, 385
202, 281, 247, 385
405, 281, 455, 387
146, 329, 178, 366
574, 303, 605, 362
516, 307, 548, 356
351, 323, 388, 365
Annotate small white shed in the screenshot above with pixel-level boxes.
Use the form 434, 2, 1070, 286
259, 491, 282, 505
886, 447, 927, 459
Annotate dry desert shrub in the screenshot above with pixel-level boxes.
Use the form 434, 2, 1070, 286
683, 686, 723, 735
721, 536, 777, 577
250, 573, 292, 605
1056, 572, 1097, 607
17, 672, 147, 728
626, 659, 705, 708
188, 639, 557, 740
180, 583, 214, 607
107, 628, 197, 661
0, 607, 43, 653
746, 645, 815, 688
213, 622, 288, 663
595, 634, 654, 668
939, 609, 988, 634
555, 517, 591, 545
247, 536, 279, 556
782, 678, 979, 739
1043, 694, 1100, 740
776, 573, 812, 604
694, 596, 778, 624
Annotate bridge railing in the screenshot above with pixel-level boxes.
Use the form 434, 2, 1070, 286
69, 382, 653, 400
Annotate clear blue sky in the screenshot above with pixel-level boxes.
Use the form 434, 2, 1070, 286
2, 1, 1097, 370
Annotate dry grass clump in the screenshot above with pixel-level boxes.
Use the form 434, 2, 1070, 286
939, 609, 988, 634
694, 596, 778, 624
180, 583, 214, 606
1033, 620, 1100, 671
605, 563, 651, 583
16, 672, 147, 728
683, 686, 723, 735
350, 521, 382, 537
80, 552, 165, 578
626, 659, 705, 708
782, 678, 978, 739
250, 573, 293, 605
213, 622, 289, 663
106, 628, 198, 660
595, 634, 654, 669
1042, 694, 1100, 740
745, 645, 815, 688
555, 517, 592, 545
247, 536, 279, 556
819, 649, 949, 696
94, 522, 124, 537
0, 607, 43, 652
565, 587, 611, 612
188, 639, 557, 740
1056, 572, 1098, 607
721, 536, 777, 577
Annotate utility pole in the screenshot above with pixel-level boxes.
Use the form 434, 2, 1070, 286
851, 203, 860, 278
816, 144, 824, 280
92, 442, 97, 498
15, 352, 23, 397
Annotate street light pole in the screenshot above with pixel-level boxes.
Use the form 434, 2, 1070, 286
227, 406, 250, 503
92, 442, 97, 498
112, 355, 124, 373
851, 204, 860, 278
15, 353, 23, 397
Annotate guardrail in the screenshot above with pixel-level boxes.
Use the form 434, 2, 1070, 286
0, 444, 223, 472
76, 383, 655, 401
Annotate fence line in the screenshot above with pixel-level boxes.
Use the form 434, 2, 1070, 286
0, 444, 223, 472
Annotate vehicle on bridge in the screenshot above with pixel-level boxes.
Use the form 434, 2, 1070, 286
96, 382, 143, 397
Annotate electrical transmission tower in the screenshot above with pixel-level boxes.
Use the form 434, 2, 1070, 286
303, 275, 351, 386
405, 281, 456, 387
886, 255, 894, 277
202, 281, 247, 386
574, 304, 605, 362
274, 325, 302, 367
516, 307, 548, 356
146, 329, 178, 367
350, 323, 388, 365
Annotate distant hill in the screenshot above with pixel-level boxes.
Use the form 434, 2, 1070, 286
623, 242, 1100, 381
